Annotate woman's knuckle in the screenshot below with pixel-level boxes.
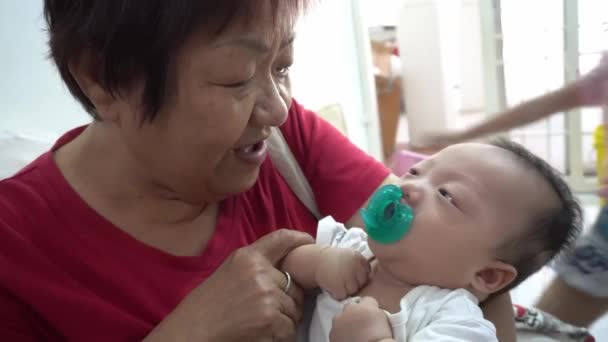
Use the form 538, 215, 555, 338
231, 248, 251, 264
256, 281, 275, 297
258, 307, 276, 325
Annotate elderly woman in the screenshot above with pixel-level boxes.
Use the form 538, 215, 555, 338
0, 1, 515, 341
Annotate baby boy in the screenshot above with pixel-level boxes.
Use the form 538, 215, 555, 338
282, 139, 582, 341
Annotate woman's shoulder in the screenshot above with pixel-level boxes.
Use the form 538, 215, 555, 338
278, 99, 390, 223
0, 152, 58, 237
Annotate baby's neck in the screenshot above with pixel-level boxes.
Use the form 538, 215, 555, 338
363, 260, 488, 307
358, 260, 415, 313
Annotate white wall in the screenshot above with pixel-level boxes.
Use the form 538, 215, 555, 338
0, 1, 378, 156
459, 0, 485, 114
0, 1, 88, 139
291, 0, 378, 155
362, 0, 405, 27
397, 0, 486, 144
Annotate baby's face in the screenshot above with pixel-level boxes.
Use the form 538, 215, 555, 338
368, 143, 553, 291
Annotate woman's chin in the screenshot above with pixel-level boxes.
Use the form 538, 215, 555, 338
216, 167, 262, 196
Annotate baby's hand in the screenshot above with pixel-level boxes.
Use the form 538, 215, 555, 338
330, 297, 394, 342
315, 247, 370, 300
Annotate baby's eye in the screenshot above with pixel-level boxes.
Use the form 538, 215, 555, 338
438, 188, 454, 202
408, 168, 419, 176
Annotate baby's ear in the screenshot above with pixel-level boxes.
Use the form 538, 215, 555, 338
470, 261, 517, 295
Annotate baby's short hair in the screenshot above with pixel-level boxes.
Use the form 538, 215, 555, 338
489, 139, 582, 295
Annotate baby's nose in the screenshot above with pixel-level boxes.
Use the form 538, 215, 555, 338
401, 183, 423, 206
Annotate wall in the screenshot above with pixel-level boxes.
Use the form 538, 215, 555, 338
459, 0, 485, 114
291, 0, 378, 154
361, 0, 404, 27
0, 1, 378, 156
397, 0, 486, 144
0, 1, 88, 139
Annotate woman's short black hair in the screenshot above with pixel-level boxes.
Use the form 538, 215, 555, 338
43, 0, 310, 121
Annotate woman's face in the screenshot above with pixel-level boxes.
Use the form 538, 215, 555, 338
115, 10, 295, 204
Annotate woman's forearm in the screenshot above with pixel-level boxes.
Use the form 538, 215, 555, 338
461, 84, 581, 142
482, 293, 516, 342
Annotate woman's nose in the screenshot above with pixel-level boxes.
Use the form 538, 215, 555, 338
250, 78, 290, 127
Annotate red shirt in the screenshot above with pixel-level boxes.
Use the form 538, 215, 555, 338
0, 100, 389, 341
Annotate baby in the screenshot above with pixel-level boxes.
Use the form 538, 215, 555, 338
282, 139, 582, 341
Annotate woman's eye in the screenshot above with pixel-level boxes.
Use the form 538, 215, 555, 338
408, 168, 419, 176
221, 79, 252, 88
275, 66, 291, 77
438, 188, 454, 202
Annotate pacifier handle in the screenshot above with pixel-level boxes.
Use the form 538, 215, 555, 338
361, 184, 414, 244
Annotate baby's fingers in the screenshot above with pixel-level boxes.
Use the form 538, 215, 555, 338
345, 275, 360, 296
355, 259, 371, 288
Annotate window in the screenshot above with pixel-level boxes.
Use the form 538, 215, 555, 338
494, 0, 607, 190
501, 0, 566, 173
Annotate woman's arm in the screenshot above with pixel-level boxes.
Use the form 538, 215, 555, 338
455, 85, 580, 142
482, 292, 517, 342
416, 52, 608, 150
416, 85, 582, 149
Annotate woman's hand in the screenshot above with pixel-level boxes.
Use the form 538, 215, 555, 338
144, 229, 314, 342
330, 297, 394, 342
574, 52, 608, 107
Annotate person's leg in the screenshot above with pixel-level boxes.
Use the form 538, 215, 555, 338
536, 276, 608, 326
537, 203, 608, 326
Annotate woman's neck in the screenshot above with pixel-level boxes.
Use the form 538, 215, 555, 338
54, 122, 210, 226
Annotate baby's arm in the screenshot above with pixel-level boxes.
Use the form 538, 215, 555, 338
281, 244, 328, 289
281, 244, 370, 300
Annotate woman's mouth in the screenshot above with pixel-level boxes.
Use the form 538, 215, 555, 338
234, 140, 268, 165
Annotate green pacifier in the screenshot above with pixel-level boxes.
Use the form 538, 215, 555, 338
361, 184, 414, 244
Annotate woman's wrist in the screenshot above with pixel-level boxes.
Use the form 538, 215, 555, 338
143, 329, 192, 342
142, 307, 207, 342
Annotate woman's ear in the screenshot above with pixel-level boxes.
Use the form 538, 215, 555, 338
68, 50, 118, 122
470, 261, 517, 296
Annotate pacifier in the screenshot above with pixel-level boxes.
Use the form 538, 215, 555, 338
361, 184, 414, 244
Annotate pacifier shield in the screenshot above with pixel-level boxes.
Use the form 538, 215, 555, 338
361, 184, 414, 244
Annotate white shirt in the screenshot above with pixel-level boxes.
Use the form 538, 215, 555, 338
309, 216, 498, 342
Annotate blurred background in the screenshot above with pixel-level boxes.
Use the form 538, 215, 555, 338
4, 1, 607, 191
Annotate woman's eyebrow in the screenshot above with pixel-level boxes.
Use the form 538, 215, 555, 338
213, 36, 295, 54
